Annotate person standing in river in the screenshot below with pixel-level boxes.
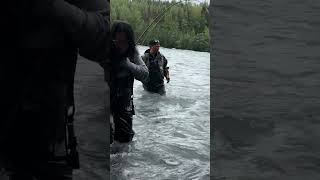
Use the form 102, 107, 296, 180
141, 39, 170, 95
109, 21, 149, 144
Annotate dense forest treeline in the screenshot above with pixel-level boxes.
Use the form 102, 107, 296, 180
111, 0, 209, 52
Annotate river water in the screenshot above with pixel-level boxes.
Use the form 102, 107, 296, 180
110, 46, 210, 180
212, 0, 320, 179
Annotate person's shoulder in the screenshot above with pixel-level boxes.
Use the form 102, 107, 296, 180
144, 49, 150, 54
159, 52, 167, 60
158, 51, 165, 57
72, 0, 109, 11
142, 51, 150, 58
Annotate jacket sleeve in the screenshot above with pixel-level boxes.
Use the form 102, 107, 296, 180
33, 0, 110, 62
163, 55, 169, 78
127, 53, 149, 83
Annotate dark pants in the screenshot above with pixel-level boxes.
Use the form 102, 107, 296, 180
112, 112, 135, 143
143, 84, 166, 95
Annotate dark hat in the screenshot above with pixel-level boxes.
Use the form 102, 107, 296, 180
149, 39, 160, 46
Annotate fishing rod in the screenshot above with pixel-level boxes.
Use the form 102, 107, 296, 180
136, 0, 207, 45
139, 5, 174, 45
136, 1, 182, 45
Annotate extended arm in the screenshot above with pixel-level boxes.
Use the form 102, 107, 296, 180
127, 53, 149, 83
32, 0, 110, 62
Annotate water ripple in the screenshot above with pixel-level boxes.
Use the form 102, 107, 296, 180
110, 46, 210, 179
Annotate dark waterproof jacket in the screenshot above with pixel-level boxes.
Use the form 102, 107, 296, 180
0, 0, 110, 170
110, 53, 148, 115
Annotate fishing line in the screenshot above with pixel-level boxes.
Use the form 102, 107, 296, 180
136, 0, 209, 45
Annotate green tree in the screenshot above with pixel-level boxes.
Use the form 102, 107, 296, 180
111, 0, 209, 52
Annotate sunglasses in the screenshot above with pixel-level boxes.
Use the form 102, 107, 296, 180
152, 40, 160, 43
150, 40, 160, 46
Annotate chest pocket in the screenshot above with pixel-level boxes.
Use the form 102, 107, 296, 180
157, 56, 164, 76
147, 55, 164, 74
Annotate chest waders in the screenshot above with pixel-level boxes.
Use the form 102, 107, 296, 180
144, 55, 165, 94
110, 65, 135, 143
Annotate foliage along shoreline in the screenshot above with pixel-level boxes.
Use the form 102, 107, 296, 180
111, 0, 210, 52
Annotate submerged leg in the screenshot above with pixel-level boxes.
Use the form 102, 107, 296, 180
113, 112, 135, 143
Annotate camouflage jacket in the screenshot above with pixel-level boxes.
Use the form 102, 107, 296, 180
141, 50, 169, 86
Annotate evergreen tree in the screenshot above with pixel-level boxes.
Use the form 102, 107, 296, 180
111, 0, 209, 52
